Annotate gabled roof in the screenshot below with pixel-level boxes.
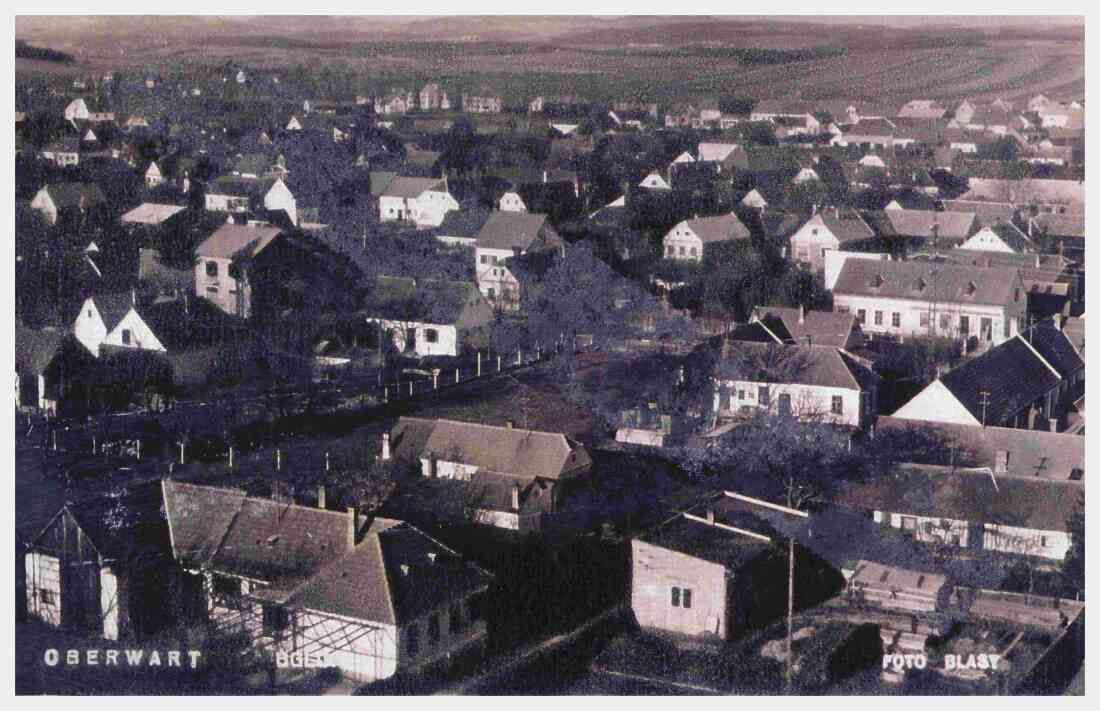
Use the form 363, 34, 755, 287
88, 292, 137, 333
875, 416, 1085, 482
474, 211, 558, 251
195, 223, 282, 260
637, 502, 774, 569
380, 176, 447, 200
435, 206, 492, 239
804, 208, 876, 243
833, 259, 1023, 307
838, 463, 1080, 532
120, 203, 187, 225
884, 209, 977, 241
1030, 213, 1084, 239
959, 178, 1084, 208
391, 417, 592, 481
40, 182, 106, 209
697, 142, 740, 163
937, 337, 1062, 426
681, 213, 752, 244
715, 341, 878, 392
843, 117, 897, 137
751, 306, 856, 349
205, 175, 276, 197
369, 171, 398, 197
940, 199, 1017, 225
1018, 319, 1084, 380
972, 222, 1033, 253
365, 277, 487, 325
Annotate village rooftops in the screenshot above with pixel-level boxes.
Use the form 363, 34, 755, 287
38, 182, 106, 209
380, 176, 447, 200
874, 416, 1084, 482
390, 417, 592, 482
837, 463, 1081, 534
813, 207, 877, 243
369, 171, 398, 197
195, 222, 282, 260
120, 203, 187, 225
958, 178, 1084, 209
750, 305, 857, 349
940, 200, 1018, 225
832, 259, 1023, 306
882, 209, 978, 242
637, 499, 777, 569
682, 213, 753, 244
365, 276, 486, 325
473, 211, 560, 252
715, 341, 879, 392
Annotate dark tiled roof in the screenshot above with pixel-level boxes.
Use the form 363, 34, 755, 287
380, 176, 446, 199
365, 276, 488, 325
637, 504, 774, 570
91, 292, 138, 333
43, 182, 106, 209
752, 306, 856, 349
1019, 319, 1084, 379
195, 223, 281, 260
715, 341, 877, 391
683, 213, 752, 244
40, 480, 172, 564
435, 206, 492, 239
939, 337, 1062, 426
474, 211, 557, 251
884, 209, 977, 240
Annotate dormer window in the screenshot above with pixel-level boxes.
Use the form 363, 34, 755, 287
871, 274, 885, 288
967, 281, 978, 296
915, 278, 927, 292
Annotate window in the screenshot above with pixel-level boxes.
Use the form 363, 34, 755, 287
428, 613, 440, 644
87, 309, 92, 318
38, 589, 55, 605
831, 396, 844, 415
121, 329, 132, 345
689, 247, 697, 257
874, 311, 883, 326
892, 312, 901, 328
811, 228, 819, 236
900, 516, 917, 531
212, 574, 240, 601
449, 604, 465, 633
682, 589, 693, 609
981, 317, 993, 341
737, 389, 745, 400
678, 246, 685, 256
994, 450, 1009, 473
666, 246, 674, 257
207, 286, 219, 294
797, 248, 809, 261
670, 586, 681, 607
407, 624, 420, 657
206, 261, 218, 277
857, 309, 866, 324
480, 255, 488, 264
758, 385, 770, 408
959, 315, 970, 336
262, 604, 289, 637
940, 313, 950, 330
919, 312, 929, 328
424, 328, 438, 344
821, 248, 829, 258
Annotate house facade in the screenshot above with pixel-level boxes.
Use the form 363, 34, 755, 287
378, 177, 459, 229
364, 278, 494, 358
789, 209, 877, 272
662, 213, 752, 262
832, 259, 1027, 346
473, 211, 562, 311
194, 223, 282, 318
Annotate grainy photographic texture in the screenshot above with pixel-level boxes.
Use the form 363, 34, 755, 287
13, 14, 1085, 696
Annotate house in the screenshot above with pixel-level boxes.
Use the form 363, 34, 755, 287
40, 138, 80, 167
896, 99, 947, 120
378, 176, 459, 229
832, 259, 1027, 346
631, 493, 828, 640
473, 211, 563, 311
696, 142, 744, 173
838, 463, 1082, 562
891, 320, 1084, 430
498, 190, 527, 212
433, 206, 492, 247
194, 222, 283, 318
73, 292, 156, 357
713, 340, 879, 428
161, 480, 491, 683
24, 481, 174, 640
63, 97, 89, 122
374, 88, 414, 115
15, 324, 94, 415
749, 305, 861, 350
957, 222, 1034, 254
834, 118, 897, 150
661, 213, 752, 262
638, 171, 671, 191
363, 277, 494, 358
616, 406, 676, 448
120, 203, 187, 227
957, 178, 1084, 215
462, 92, 503, 114
874, 415, 1085, 482
29, 183, 106, 225
204, 176, 299, 226
419, 83, 451, 111
144, 161, 164, 188
388, 417, 593, 532
789, 208, 877, 272
881, 208, 978, 250
664, 103, 698, 128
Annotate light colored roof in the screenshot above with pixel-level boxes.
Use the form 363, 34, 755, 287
683, 213, 752, 244
751, 306, 856, 349
959, 178, 1084, 208
195, 222, 281, 259
833, 258, 1022, 307
885, 209, 977, 240
120, 203, 187, 225
715, 341, 878, 392
474, 210, 556, 251
697, 142, 740, 163
393, 417, 591, 481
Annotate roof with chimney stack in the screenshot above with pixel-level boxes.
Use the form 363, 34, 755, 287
750, 305, 858, 349
195, 222, 282, 260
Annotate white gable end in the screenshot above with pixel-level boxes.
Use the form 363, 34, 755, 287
958, 227, 1016, 254
73, 298, 109, 357
104, 310, 166, 353
891, 379, 980, 426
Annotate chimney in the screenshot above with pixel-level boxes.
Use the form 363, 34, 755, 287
706, 507, 715, 524
511, 481, 521, 511
798, 304, 805, 325
131, 288, 136, 305
347, 506, 359, 550
381, 432, 391, 461
1053, 312, 1063, 330
1049, 417, 1058, 433
505, 420, 514, 429
543, 169, 548, 184
317, 485, 326, 510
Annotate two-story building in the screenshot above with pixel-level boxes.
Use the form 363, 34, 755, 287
472, 211, 563, 311
662, 213, 753, 262
789, 208, 878, 272
193, 222, 283, 318
832, 259, 1027, 346
363, 277, 494, 358
377, 177, 459, 229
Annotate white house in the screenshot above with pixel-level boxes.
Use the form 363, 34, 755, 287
364, 277, 494, 358
713, 341, 879, 429
789, 208, 877, 272
378, 177, 459, 229
662, 213, 753, 262
41, 139, 80, 168
638, 171, 671, 191
832, 259, 1027, 346
73, 293, 157, 357
285, 115, 302, 131
957, 223, 1034, 254
30, 183, 105, 226
473, 211, 562, 311
145, 162, 164, 188
498, 191, 527, 213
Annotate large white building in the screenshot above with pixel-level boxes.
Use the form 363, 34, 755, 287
377, 176, 459, 229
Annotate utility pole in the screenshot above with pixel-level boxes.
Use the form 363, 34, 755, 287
979, 390, 991, 427
786, 534, 795, 694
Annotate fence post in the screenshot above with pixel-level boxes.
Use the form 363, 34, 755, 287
517, 349, 522, 366
136, 439, 141, 461
432, 370, 439, 390
455, 368, 460, 384
497, 355, 502, 372
228, 446, 234, 469
179, 442, 185, 465
92, 435, 96, 455
325, 451, 330, 472
477, 351, 482, 377
276, 449, 282, 472
52, 429, 57, 452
